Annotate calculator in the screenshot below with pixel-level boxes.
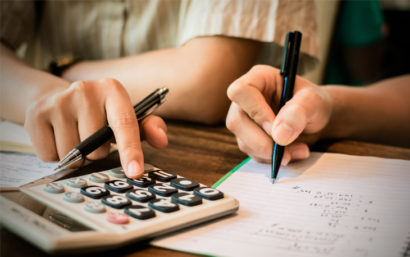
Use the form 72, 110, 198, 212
0, 164, 239, 253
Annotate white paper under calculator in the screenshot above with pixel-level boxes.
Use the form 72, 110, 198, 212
153, 152, 410, 257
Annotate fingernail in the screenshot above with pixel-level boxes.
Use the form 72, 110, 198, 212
262, 122, 273, 136
274, 123, 294, 145
292, 147, 310, 160
127, 160, 142, 178
281, 153, 291, 166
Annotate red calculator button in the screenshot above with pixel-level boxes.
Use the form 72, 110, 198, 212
106, 211, 129, 224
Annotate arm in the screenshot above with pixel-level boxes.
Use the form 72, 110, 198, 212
226, 65, 410, 164
63, 36, 262, 124
323, 75, 410, 146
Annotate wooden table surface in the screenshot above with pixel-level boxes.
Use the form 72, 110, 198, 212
2, 120, 410, 257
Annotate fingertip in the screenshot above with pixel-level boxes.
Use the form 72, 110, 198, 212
126, 160, 144, 179
273, 122, 295, 146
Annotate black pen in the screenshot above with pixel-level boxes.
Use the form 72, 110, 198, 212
271, 31, 302, 183
55, 87, 169, 170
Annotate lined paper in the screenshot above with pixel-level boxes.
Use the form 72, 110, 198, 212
153, 152, 410, 257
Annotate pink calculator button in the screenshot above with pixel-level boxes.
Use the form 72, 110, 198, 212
106, 211, 129, 224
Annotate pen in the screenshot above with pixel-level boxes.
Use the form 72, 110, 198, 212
271, 31, 302, 183
55, 87, 169, 170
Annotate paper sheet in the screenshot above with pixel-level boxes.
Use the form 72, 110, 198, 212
153, 152, 410, 257
0, 121, 35, 154
0, 152, 58, 189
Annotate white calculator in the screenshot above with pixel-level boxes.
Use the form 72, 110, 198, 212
0, 164, 239, 253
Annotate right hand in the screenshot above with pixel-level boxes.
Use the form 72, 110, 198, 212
25, 78, 168, 178
226, 65, 333, 165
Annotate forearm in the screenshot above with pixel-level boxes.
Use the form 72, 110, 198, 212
0, 43, 69, 123
323, 75, 410, 147
63, 36, 261, 124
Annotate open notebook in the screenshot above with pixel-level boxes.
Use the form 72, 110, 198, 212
153, 152, 410, 257
0, 121, 58, 190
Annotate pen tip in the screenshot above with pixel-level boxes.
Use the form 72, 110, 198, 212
271, 178, 277, 184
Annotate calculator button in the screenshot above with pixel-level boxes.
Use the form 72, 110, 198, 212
108, 167, 126, 178
148, 199, 179, 213
81, 186, 109, 199
124, 205, 156, 220
194, 187, 224, 200
105, 180, 133, 193
84, 201, 106, 213
148, 183, 178, 197
89, 172, 109, 183
171, 193, 202, 206
127, 175, 154, 187
66, 177, 87, 188
126, 189, 155, 203
44, 182, 64, 194
107, 211, 129, 224
171, 178, 199, 191
63, 192, 84, 203
102, 195, 131, 209
148, 170, 176, 182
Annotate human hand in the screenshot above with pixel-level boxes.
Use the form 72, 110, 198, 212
226, 65, 332, 164
25, 78, 168, 178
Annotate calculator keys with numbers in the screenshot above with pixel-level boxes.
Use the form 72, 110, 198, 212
1, 164, 239, 252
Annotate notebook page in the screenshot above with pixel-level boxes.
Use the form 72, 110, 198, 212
152, 152, 410, 257
0, 152, 58, 190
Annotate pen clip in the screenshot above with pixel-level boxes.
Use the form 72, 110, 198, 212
280, 32, 295, 76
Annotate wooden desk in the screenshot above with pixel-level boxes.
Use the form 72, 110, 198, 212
2, 121, 410, 257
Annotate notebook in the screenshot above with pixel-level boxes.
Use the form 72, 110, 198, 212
153, 152, 410, 257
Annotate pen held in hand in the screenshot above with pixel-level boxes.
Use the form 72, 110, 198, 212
271, 31, 302, 183
55, 87, 169, 171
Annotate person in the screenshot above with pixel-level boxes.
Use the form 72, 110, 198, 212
226, 65, 410, 165
0, 0, 319, 178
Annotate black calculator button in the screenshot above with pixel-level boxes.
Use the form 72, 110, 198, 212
148, 183, 178, 197
127, 175, 154, 187
149, 199, 179, 213
126, 189, 155, 203
194, 187, 224, 200
171, 178, 199, 191
102, 195, 131, 209
124, 205, 156, 220
148, 170, 176, 182
105, 180, 133, 193
81, 186, 109, 199
172, 192, 202, 206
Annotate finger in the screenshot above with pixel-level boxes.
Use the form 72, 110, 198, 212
227, 65, 281, 134
139, 115, 168, 149
25, 117, 59, 162
103, 79, 143, 179
76, 93, 111, 160
272, 88, 327, 146
226, 103, 273, 161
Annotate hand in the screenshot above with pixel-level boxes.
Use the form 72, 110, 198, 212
226, 65, 332, 164
25, 78, 168, 178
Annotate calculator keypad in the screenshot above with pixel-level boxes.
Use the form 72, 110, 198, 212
37, 165, 233, 231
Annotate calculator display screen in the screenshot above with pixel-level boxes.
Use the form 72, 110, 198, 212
3, 193, 93, 232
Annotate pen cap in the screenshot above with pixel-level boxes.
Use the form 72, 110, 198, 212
280, 31, 302, 76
